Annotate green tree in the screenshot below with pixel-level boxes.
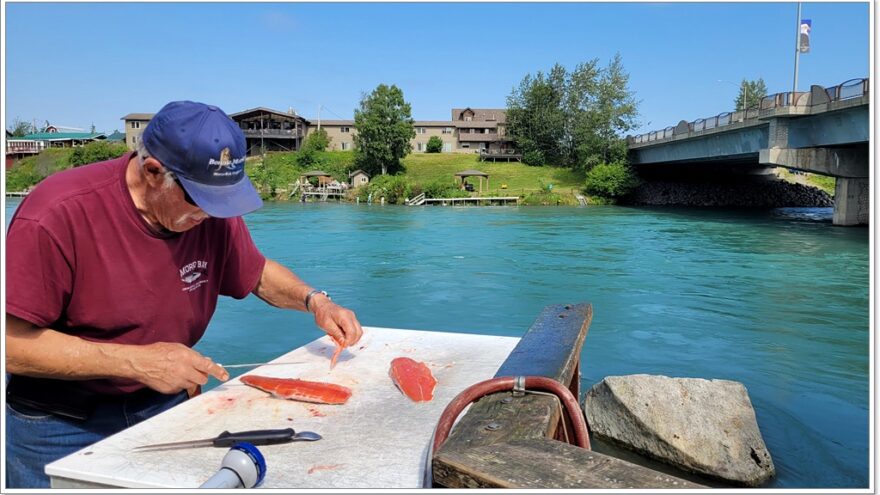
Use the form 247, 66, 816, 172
581, 54, 639, 167
506, 55, 638, 169
8, 117, 33, 137
353, 84, 415, 176
735, 78, 767, 111
303, 128, 331, 152
426, 136, 443, 153
505, 64, 567, 166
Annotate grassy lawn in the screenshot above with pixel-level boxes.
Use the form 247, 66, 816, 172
775, 168, 836, 195
403, 153, 584, 197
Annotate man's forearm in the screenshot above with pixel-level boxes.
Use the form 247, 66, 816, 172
252, 258, 327, 311
6, 314, 228, 394
6, 315, 137, 381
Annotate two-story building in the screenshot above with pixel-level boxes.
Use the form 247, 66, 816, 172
228, 107, 310, 154
450, 107, 514, 154
120, 106, 518, 158
120, 113, 153, 149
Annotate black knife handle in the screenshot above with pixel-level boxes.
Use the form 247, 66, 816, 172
213, 428, 296, 447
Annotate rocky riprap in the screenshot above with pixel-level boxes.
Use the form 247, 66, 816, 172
624, 179, 832, 207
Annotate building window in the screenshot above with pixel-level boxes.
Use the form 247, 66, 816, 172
131, 136, 137, 144
461, 143, 470, 149
131, 121, 140, 129
417, 142, 424, 151
442, 127, 453, 134
443, 143, 452, 152
341, 127, 350, 133
341, 142, 350, 150
417, 128, 426, 134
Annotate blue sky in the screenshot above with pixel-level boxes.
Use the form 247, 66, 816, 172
4, 2, 871, 136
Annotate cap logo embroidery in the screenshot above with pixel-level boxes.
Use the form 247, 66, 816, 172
208, 146, 245, 176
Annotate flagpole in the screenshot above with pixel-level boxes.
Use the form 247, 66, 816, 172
792, 2, 802, 103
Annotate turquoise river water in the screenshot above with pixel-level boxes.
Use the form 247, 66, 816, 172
5, 199, 870, 488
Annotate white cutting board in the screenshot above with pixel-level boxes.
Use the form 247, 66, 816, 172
46, 327, 519, 488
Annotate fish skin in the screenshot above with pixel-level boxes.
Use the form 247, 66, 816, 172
389, 357, 437, 402
240, 375, 352, 405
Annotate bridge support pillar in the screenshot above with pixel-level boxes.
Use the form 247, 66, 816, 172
759, 147, 869, 226
833, 178, 869, 226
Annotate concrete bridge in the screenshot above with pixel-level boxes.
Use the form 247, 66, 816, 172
628, 78, 869, 226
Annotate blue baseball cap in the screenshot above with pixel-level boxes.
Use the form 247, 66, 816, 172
142, 101, 263, 218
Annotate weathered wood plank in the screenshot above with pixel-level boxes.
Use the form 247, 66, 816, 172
433, 438, 704, 489
434, 304, 593, 485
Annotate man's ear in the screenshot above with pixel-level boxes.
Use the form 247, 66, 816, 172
142, 158, 167, 187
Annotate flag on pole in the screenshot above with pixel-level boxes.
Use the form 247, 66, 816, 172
799, 19, 812, 53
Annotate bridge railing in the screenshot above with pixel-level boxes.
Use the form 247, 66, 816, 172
629, 77, 869, 145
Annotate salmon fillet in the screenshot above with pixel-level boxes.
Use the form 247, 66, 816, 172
389, 357, 437, 402
240, 375, 352, 404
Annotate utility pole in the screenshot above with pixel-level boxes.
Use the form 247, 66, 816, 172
317, 104, 322, 131
792, 2, 802, 103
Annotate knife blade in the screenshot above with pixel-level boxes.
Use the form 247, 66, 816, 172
133, 428, 301, 452
218, 361, 308, 369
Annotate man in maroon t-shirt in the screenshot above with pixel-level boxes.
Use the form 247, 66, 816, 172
5, 101, 363, 488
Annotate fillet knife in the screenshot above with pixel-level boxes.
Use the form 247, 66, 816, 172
133, 428, 322, 452
218, 361, 308, 369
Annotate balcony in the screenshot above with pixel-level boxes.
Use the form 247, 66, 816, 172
241, 128, 305, 139
6, 140, 45, 154
457, 132, 499, 142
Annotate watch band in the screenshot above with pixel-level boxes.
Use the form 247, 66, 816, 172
305, 289, 330, 312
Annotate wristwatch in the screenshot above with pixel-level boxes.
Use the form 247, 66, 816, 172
305, 289, 330, 312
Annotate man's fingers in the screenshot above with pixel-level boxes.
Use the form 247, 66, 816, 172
193, 355, 229, 382
209, 363, 230, 382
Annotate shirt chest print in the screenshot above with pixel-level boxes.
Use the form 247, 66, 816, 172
179, 259, 209, 292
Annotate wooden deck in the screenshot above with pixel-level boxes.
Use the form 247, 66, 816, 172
300, 189, 347, 201
423, 196, 519, 206
479, 151, 522, 162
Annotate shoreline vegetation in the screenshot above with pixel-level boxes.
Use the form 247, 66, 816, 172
6, 143, 834, 208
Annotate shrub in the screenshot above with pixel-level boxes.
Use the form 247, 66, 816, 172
355, 174, 413, 204
6, 160, 43, 192
296, 148, 320, 167
523, 150, 545, 166
68, 141, 128, 167
426, 136, 443, 153
6, 148, 75, 191
584, 162, 639, 198
422, 179, 470, 199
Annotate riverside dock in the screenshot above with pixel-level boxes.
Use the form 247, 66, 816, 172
423, 196, 519, 206
45, 304, 699, 489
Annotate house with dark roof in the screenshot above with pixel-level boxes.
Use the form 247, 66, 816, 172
228, 107, 311, 155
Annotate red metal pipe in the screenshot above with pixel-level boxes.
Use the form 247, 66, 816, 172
432, 376, 590, 454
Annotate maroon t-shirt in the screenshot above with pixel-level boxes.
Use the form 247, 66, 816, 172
6, 152, 266, 394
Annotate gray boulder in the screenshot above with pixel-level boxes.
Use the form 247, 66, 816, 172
583, 374, 774, 487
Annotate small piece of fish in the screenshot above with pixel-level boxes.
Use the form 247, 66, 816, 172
389, 357, 437, 402
240, 375, 352, 405
330, 336, 344, 370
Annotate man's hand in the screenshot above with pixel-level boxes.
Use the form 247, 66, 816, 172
310, 296, 364, 348
127, 342, 229, 395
